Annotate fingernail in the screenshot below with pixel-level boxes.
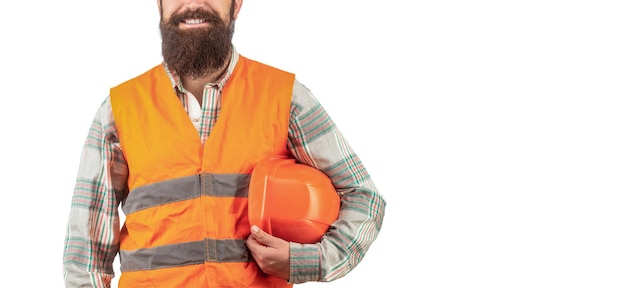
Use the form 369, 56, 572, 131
251, 225, 259, 233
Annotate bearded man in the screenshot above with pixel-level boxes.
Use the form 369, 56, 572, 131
62, 1, 386, 287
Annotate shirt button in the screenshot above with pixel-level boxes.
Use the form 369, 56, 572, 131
193, 117, 200, 122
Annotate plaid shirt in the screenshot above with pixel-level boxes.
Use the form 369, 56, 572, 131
63, 47, 386, 287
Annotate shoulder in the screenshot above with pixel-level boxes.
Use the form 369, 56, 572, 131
236, 56, 295, 83
291, 79, 322, 111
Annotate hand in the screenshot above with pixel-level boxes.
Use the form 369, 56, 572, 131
246, 225, 290, 280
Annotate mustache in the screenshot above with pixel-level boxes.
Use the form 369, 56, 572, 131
166, 9, 224, 27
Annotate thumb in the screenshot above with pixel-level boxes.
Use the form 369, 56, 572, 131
250, 225, 276, 247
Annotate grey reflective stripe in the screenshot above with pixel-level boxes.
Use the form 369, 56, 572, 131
201, 173, 251, 197
122, 173, 250, 214
122, 175, 199, 215
120, 238, 251, 272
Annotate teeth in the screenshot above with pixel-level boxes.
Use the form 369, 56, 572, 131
185, 19, 205, 24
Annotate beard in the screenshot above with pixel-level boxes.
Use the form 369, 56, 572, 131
159, 9, 234, 79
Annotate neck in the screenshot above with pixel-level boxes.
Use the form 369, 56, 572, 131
180, 56, 231, 105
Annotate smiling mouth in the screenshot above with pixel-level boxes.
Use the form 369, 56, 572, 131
184, 19, 206, 25
178, 18, 211, 29
169, 9, 220, 29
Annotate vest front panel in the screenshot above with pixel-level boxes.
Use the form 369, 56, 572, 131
110, 57, 295, 287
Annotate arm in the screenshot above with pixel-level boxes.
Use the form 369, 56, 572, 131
63, 97, 128, 287
286, 80, 387, 283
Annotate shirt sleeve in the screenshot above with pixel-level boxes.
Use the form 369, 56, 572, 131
63, 97, 129, 287
286, 80, 387, 284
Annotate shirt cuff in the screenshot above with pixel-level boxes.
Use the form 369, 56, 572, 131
288, 242, 322, 284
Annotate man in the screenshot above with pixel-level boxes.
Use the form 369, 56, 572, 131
62, 0, 386, 287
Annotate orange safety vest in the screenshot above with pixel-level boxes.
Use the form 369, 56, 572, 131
110, 56, 295, 287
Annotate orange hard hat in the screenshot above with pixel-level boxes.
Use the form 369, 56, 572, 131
248, 156, 340, 244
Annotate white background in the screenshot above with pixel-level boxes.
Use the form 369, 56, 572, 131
2, 0, 626, 287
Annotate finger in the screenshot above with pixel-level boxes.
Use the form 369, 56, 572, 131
250, 225, 273, 246
245, 233, 258, 248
